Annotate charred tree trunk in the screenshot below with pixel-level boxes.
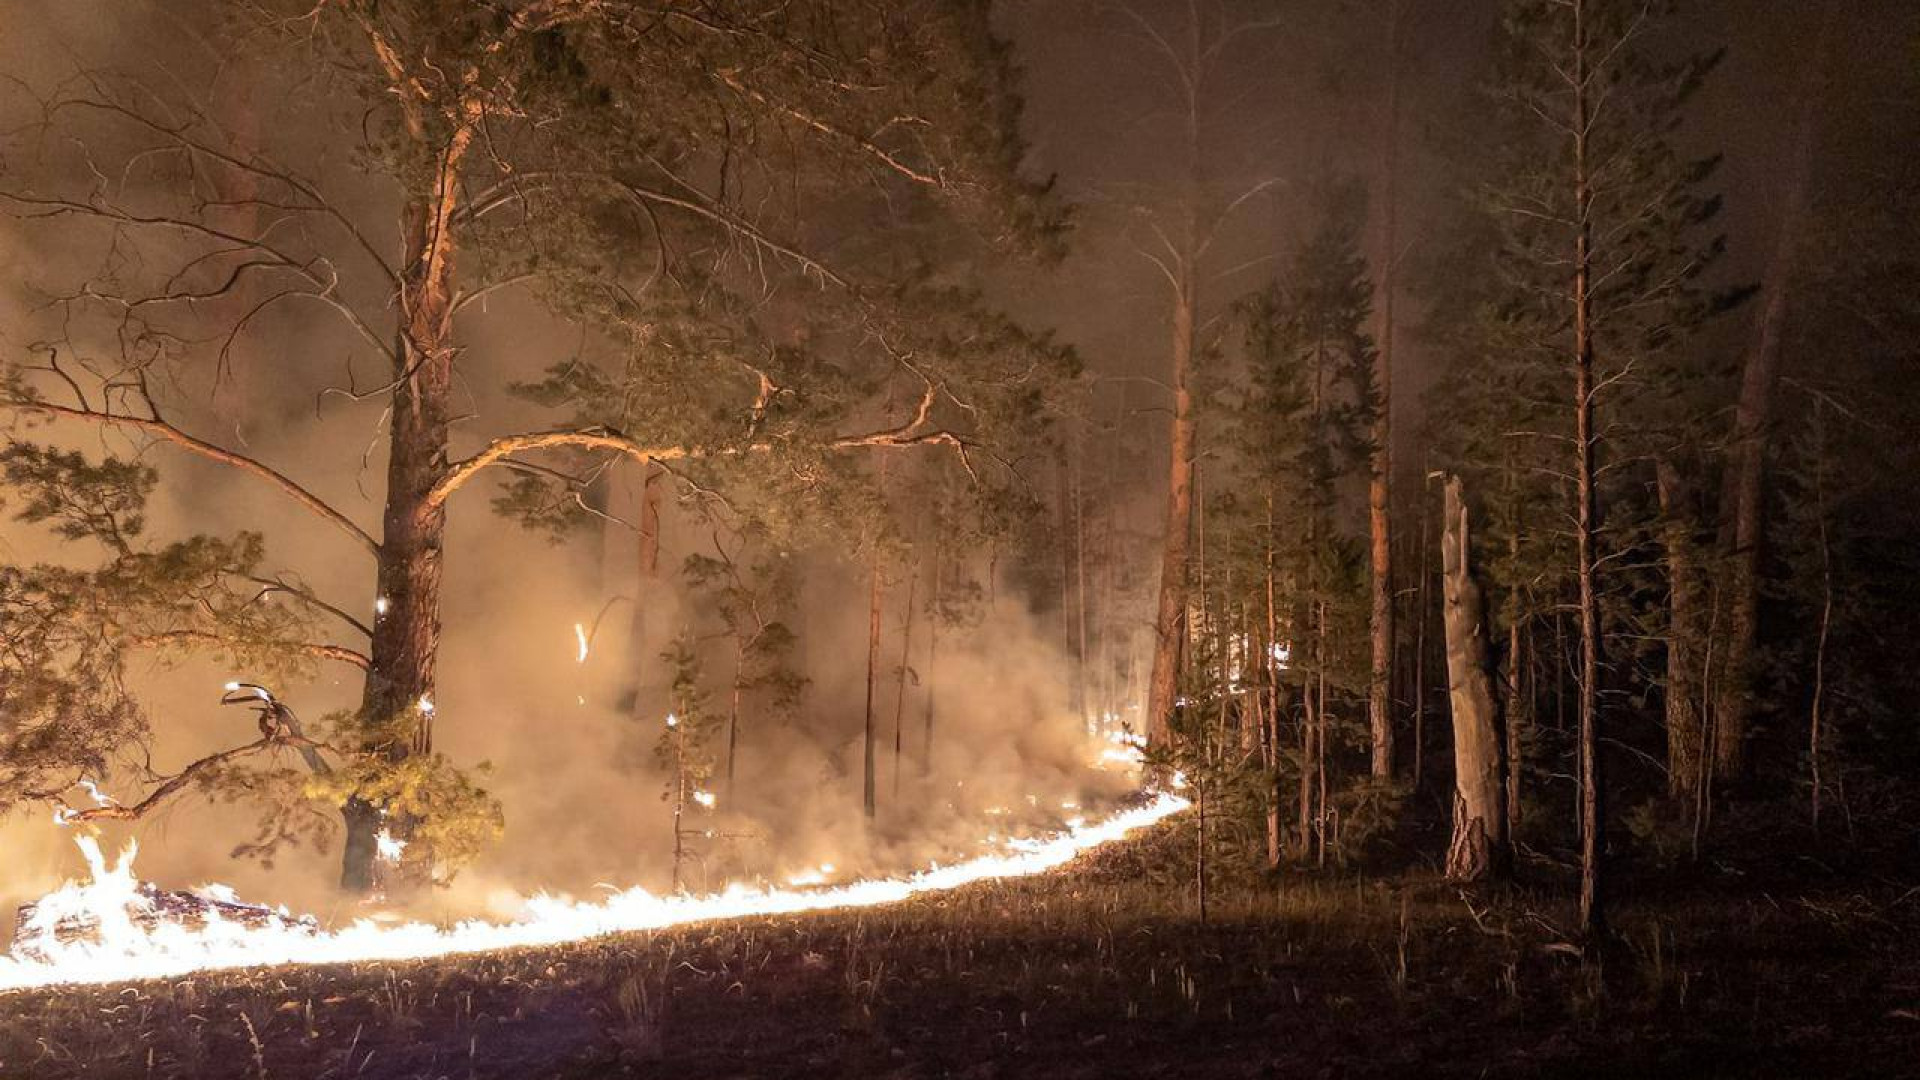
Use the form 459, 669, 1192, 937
1808, 400, 1833, 833
892, 563, 917, 798
1503, 465, 1526, 841
1413, 475, 1431, 791
863, 557, 883, 819
922, 550, 940, 775
1715, 3, 1834, 783
1657, 457, 1707, 803
1264, 493, 1285, 869
1441, 476, 1508, 883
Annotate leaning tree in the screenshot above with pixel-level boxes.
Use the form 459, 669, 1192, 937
0, 0, 1067, 893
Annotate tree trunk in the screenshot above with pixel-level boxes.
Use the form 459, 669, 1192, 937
1808, 400, 1833, 833
1657, 457, 1707, 803
1147, 18, 1204, 748
341, 132, 469, 895
1366, 0, 1405, 783
863, 558, 883, 819
1147, 274, 1196, 747
1442, 476, 1508, 883
892, 564, 917, 798
1571, 0, 1606, 942
1503, 465, 1526, 841
1073, 443, 1091, 724
628, 466, 665, 719
922, 550, 940, 775
1264, 493, 1284, 869
1715, 3, 1834, 783
1413, 476, 1430, 791
726, 635, 745, 795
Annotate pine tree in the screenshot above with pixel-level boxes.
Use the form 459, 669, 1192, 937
1438, 0, 1724, 942
0, 0, 1065, 891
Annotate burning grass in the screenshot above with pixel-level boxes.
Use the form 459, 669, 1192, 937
4, 816, 1920, 1079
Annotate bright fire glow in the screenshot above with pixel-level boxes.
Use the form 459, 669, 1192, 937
374, 829, 407, 864
691, 790, 716, 809
0, 794, 1186, 992
573, 622, 589, 663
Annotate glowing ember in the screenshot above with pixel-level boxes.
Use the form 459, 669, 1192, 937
784, 862, 836, 887
692, 790, 717, 809
0, 794, 1186, 992
1094, 728, 1147, 770
574, 622, 590, 663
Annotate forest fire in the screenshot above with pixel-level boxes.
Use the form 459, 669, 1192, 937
0, 794, 1186, 993
3, 0, 1917, 1073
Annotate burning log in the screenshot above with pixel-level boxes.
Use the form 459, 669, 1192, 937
9, 840, 316, 966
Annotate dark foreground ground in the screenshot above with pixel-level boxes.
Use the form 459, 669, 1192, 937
4, 817, 1919, 1079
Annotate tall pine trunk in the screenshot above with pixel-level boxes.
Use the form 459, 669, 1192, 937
1366, 0, 1405, 782
1571, 0, 1606, 941
342, 145, 468, 893
1148, 266, 1197, 747
1147, 17, 1204, 748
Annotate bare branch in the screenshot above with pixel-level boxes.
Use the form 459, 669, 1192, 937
2, 398, 380, 557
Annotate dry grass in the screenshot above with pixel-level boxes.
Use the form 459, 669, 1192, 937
3, 819, 1918, 1078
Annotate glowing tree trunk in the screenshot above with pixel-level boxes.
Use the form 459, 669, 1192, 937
1147, 264, 1198, 747
342, 169, 466, 893
1441, 476, 1508, 882
1366, 0, 1408, 782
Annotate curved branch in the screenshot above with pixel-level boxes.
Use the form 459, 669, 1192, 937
430, 409, 977, 509
244, 575, 373, 639
3, 399, 380, 557
47, 734, 334, 824
134, 630, 371, 671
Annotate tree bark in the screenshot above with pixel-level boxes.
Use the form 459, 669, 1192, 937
922, 550, 940, 775
1657, 457, 1707, 803
1366, 0, 1405, 783
341, 115, 471, 894
1146, 12, 1204, 748
863, 557, 883, 818
892, 563, 917, 798
628, 466, 666, 720
1571, 0, 1606, 942
1147, 269, 1197, 747
1441, 476, 1508, 883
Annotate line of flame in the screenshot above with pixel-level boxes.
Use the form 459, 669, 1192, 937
0, 792, 1186, 993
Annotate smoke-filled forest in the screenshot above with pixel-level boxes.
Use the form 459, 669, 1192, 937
1, 1, 1917, 1077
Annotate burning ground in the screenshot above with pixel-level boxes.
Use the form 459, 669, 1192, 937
6, 814, 1920, 1080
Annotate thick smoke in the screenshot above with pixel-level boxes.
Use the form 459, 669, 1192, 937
0, 5, 1135, 937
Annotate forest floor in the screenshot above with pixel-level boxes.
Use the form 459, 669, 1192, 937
4, 811, 1920, 1080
